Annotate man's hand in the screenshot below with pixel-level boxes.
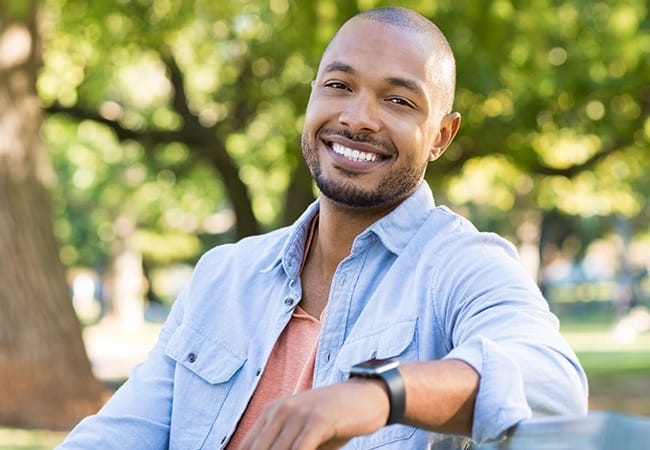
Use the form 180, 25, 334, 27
239, 378, 390, 450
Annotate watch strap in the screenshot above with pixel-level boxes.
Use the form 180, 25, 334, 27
379, 366, 406, 425
349, 362, 406, 426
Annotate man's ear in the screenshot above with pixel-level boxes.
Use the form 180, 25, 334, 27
429, 112, 461, 161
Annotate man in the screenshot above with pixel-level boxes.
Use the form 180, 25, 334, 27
59, 6, 588, 450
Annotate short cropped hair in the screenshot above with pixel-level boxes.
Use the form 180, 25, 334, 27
355, 6, 442, 36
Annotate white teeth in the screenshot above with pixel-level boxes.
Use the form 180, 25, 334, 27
331, 143, 378, 162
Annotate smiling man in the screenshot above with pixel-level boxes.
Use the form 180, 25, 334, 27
59, 7, 588, 450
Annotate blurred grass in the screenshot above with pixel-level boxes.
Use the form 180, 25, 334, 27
558, 306, 650, 416
0, 429, 66, 450
1, 307, 648, 449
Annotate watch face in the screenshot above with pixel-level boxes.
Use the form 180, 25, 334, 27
350, 358, 400, 376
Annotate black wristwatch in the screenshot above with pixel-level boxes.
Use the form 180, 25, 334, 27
349, 358, 406, 425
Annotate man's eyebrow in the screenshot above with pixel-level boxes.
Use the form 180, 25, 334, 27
323, 61, 355, 75
387, 77, 425, 97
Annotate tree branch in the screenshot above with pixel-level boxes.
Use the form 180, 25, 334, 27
45, 103, 192, 144
534, 139, 628, 177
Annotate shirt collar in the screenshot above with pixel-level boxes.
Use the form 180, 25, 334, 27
364, 182, 436, 255
271, 198, 321, 280
270, 181, 436, 278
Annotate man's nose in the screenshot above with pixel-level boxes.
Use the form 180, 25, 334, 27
338, 93, 381, 133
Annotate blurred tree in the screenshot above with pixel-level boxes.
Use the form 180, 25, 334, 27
0, 0, 105, 429
42, 0, 315, 241
428, 0, 649, 244
40, 0, 648, 271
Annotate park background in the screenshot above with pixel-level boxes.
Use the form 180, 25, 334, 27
0, 0, 649, 447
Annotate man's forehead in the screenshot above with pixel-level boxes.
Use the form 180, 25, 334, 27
325, 18, 432, 55
317, 19, 436, 83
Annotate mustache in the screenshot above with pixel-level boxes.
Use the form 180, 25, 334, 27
320, 128, 395, 154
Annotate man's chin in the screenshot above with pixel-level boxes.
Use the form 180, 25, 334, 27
317, 182, 386, 209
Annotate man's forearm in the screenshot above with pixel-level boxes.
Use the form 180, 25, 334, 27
399, 359, 479, 436
239, 359, 480, 449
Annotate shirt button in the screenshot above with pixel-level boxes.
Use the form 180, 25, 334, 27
284, 297, 294, 306
256, 367, 262, 376
220, 436, 227, 444
187, 352, 197, 363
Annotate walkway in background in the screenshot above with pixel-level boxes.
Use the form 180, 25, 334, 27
83, 316, 163, 383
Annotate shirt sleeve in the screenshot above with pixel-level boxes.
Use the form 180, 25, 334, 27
436, 233, 588, 443
56, 287, 187, 449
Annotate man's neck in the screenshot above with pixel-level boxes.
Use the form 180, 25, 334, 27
315, 197, 398, 273
298, 197, 398, 318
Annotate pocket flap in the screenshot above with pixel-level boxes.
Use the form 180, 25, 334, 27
336, 320, 417, 374
166, 324, 246, 384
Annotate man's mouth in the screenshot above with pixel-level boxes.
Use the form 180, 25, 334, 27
330, 142, 381, 162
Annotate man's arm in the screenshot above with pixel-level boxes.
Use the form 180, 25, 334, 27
239, 359, 479, 450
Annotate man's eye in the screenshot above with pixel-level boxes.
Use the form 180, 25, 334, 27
387, 97, 413, 108
324, 81, 349, 90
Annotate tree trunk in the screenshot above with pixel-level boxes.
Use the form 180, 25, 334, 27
0, 0, 106, 429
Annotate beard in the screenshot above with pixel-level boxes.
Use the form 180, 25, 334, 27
301, 130, 427, 209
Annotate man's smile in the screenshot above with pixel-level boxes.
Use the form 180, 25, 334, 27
322, 133, 393, 171
330, 142, 380, 162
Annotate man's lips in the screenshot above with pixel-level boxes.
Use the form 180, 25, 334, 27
323, 135, 391, 164
330, 142, 379, 162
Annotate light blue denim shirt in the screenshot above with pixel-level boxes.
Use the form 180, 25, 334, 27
59, 182, 588, 449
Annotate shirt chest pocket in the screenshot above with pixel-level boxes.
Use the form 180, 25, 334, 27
335, 319, 419, 449
165, 324, 247, 450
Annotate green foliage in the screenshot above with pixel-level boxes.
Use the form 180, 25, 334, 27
38, 0, 650, 271
44, 114, 225, 267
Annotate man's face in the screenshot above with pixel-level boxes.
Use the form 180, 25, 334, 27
301, 18, 449, 210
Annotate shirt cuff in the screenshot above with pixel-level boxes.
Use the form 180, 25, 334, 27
444, 336, 532, 443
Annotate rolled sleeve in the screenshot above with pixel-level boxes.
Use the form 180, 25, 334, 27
435, 233, 588, 444
445, 336, 532, 443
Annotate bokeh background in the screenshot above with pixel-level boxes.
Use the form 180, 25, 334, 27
1, 0, 648, 447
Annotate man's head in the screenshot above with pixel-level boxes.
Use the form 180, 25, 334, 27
301, 7, 461, 210
325, 7, 457, 115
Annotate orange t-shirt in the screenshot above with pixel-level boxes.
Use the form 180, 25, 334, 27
226, 215, 321, 448
225, 306, 321, 448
